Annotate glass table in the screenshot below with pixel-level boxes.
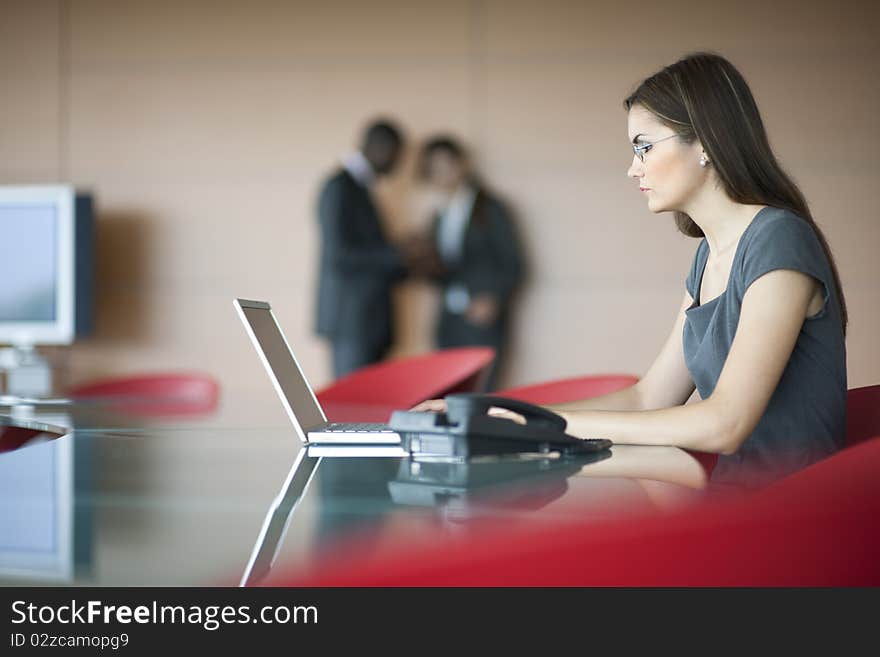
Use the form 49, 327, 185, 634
0, 396, 708, 586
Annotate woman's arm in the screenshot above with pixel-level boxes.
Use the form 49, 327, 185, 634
560, 269, 819, 454
411, 290, 696, 414
547, 291, 697, 413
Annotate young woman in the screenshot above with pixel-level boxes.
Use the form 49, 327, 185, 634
417, 136, 524, 391
415, 53, 848, 489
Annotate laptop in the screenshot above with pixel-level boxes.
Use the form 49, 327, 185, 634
234, 298, 405, 450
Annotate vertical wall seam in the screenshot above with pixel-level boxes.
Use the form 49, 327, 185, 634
469, 0, 488, 159
57, 0, 70, 182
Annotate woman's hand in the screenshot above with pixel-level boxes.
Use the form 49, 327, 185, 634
409, 399, 526, 425
486, 406, 526, 425
466, 294, 499, 326
410, 399, 447, 413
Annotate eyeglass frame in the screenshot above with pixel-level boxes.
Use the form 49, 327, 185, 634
632, 134, 678, 162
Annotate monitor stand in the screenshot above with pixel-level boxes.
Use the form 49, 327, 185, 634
0, 345, 53, 398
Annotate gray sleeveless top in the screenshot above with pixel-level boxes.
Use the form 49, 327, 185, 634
683, 206, 847, 489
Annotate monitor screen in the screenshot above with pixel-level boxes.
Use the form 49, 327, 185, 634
0, 186, 92, 346
0, 202, 58, 322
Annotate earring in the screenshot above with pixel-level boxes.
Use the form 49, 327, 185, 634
699, 154, 710, 167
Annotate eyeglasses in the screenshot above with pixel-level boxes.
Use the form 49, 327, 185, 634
632, 134, 678, 162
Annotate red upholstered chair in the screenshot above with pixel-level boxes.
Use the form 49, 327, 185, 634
275, 436, 880, 587
316, 347, 495, 413
846, 384, 880, 447
67, 373, 220, 415
497, 374, 639, 405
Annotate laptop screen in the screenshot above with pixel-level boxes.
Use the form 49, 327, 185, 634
236, 301, 326, 440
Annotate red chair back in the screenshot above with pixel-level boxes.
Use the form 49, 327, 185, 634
316, 347, 495, 409
847, 384, 880, 447
68, 373, 220, 415
497, 374, 638, 405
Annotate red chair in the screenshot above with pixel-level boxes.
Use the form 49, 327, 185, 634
277, 435, 880, 587
847, 384, 880, 447
497, 374, 639, 405
67, 373, 220, 416
316, 347, 495, 415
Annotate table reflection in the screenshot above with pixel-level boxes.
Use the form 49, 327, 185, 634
242, 449, 612, 586
0, 420, 93, 583
1, 403, 709, 587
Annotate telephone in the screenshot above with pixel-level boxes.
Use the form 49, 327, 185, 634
388, 393, 612, 459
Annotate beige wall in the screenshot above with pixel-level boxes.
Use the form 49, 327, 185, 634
2, 0, 878, 398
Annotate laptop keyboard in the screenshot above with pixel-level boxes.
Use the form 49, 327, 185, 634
324, 422, 396, 433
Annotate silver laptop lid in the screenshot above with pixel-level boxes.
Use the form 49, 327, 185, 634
234, 299, 327, 442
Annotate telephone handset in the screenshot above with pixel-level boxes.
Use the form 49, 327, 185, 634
388, 393, 611, 458
444, 394, 567, 432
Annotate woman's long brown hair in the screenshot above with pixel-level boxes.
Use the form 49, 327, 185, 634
624, 52, 847, 334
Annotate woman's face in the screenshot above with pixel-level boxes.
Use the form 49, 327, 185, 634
626, 105, 706, 214
424, 150, 467, 195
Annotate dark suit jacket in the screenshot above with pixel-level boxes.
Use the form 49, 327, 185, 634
430, 187, 525, 348
315, 169, 404, 350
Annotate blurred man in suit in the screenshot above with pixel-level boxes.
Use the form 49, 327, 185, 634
315, 119, 429, 378
418, 135, 525, 390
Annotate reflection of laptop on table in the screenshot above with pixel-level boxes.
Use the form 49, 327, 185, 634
240, 449, 320, 587
240, 447, 609, 586
234, 298, 403, 453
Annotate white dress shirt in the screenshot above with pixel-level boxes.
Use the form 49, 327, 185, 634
437, 184, 478, 314
341, 151, 375, 187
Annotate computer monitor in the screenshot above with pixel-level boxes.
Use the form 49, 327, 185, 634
0, 185, 94, 347
0, 431, 75, 581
